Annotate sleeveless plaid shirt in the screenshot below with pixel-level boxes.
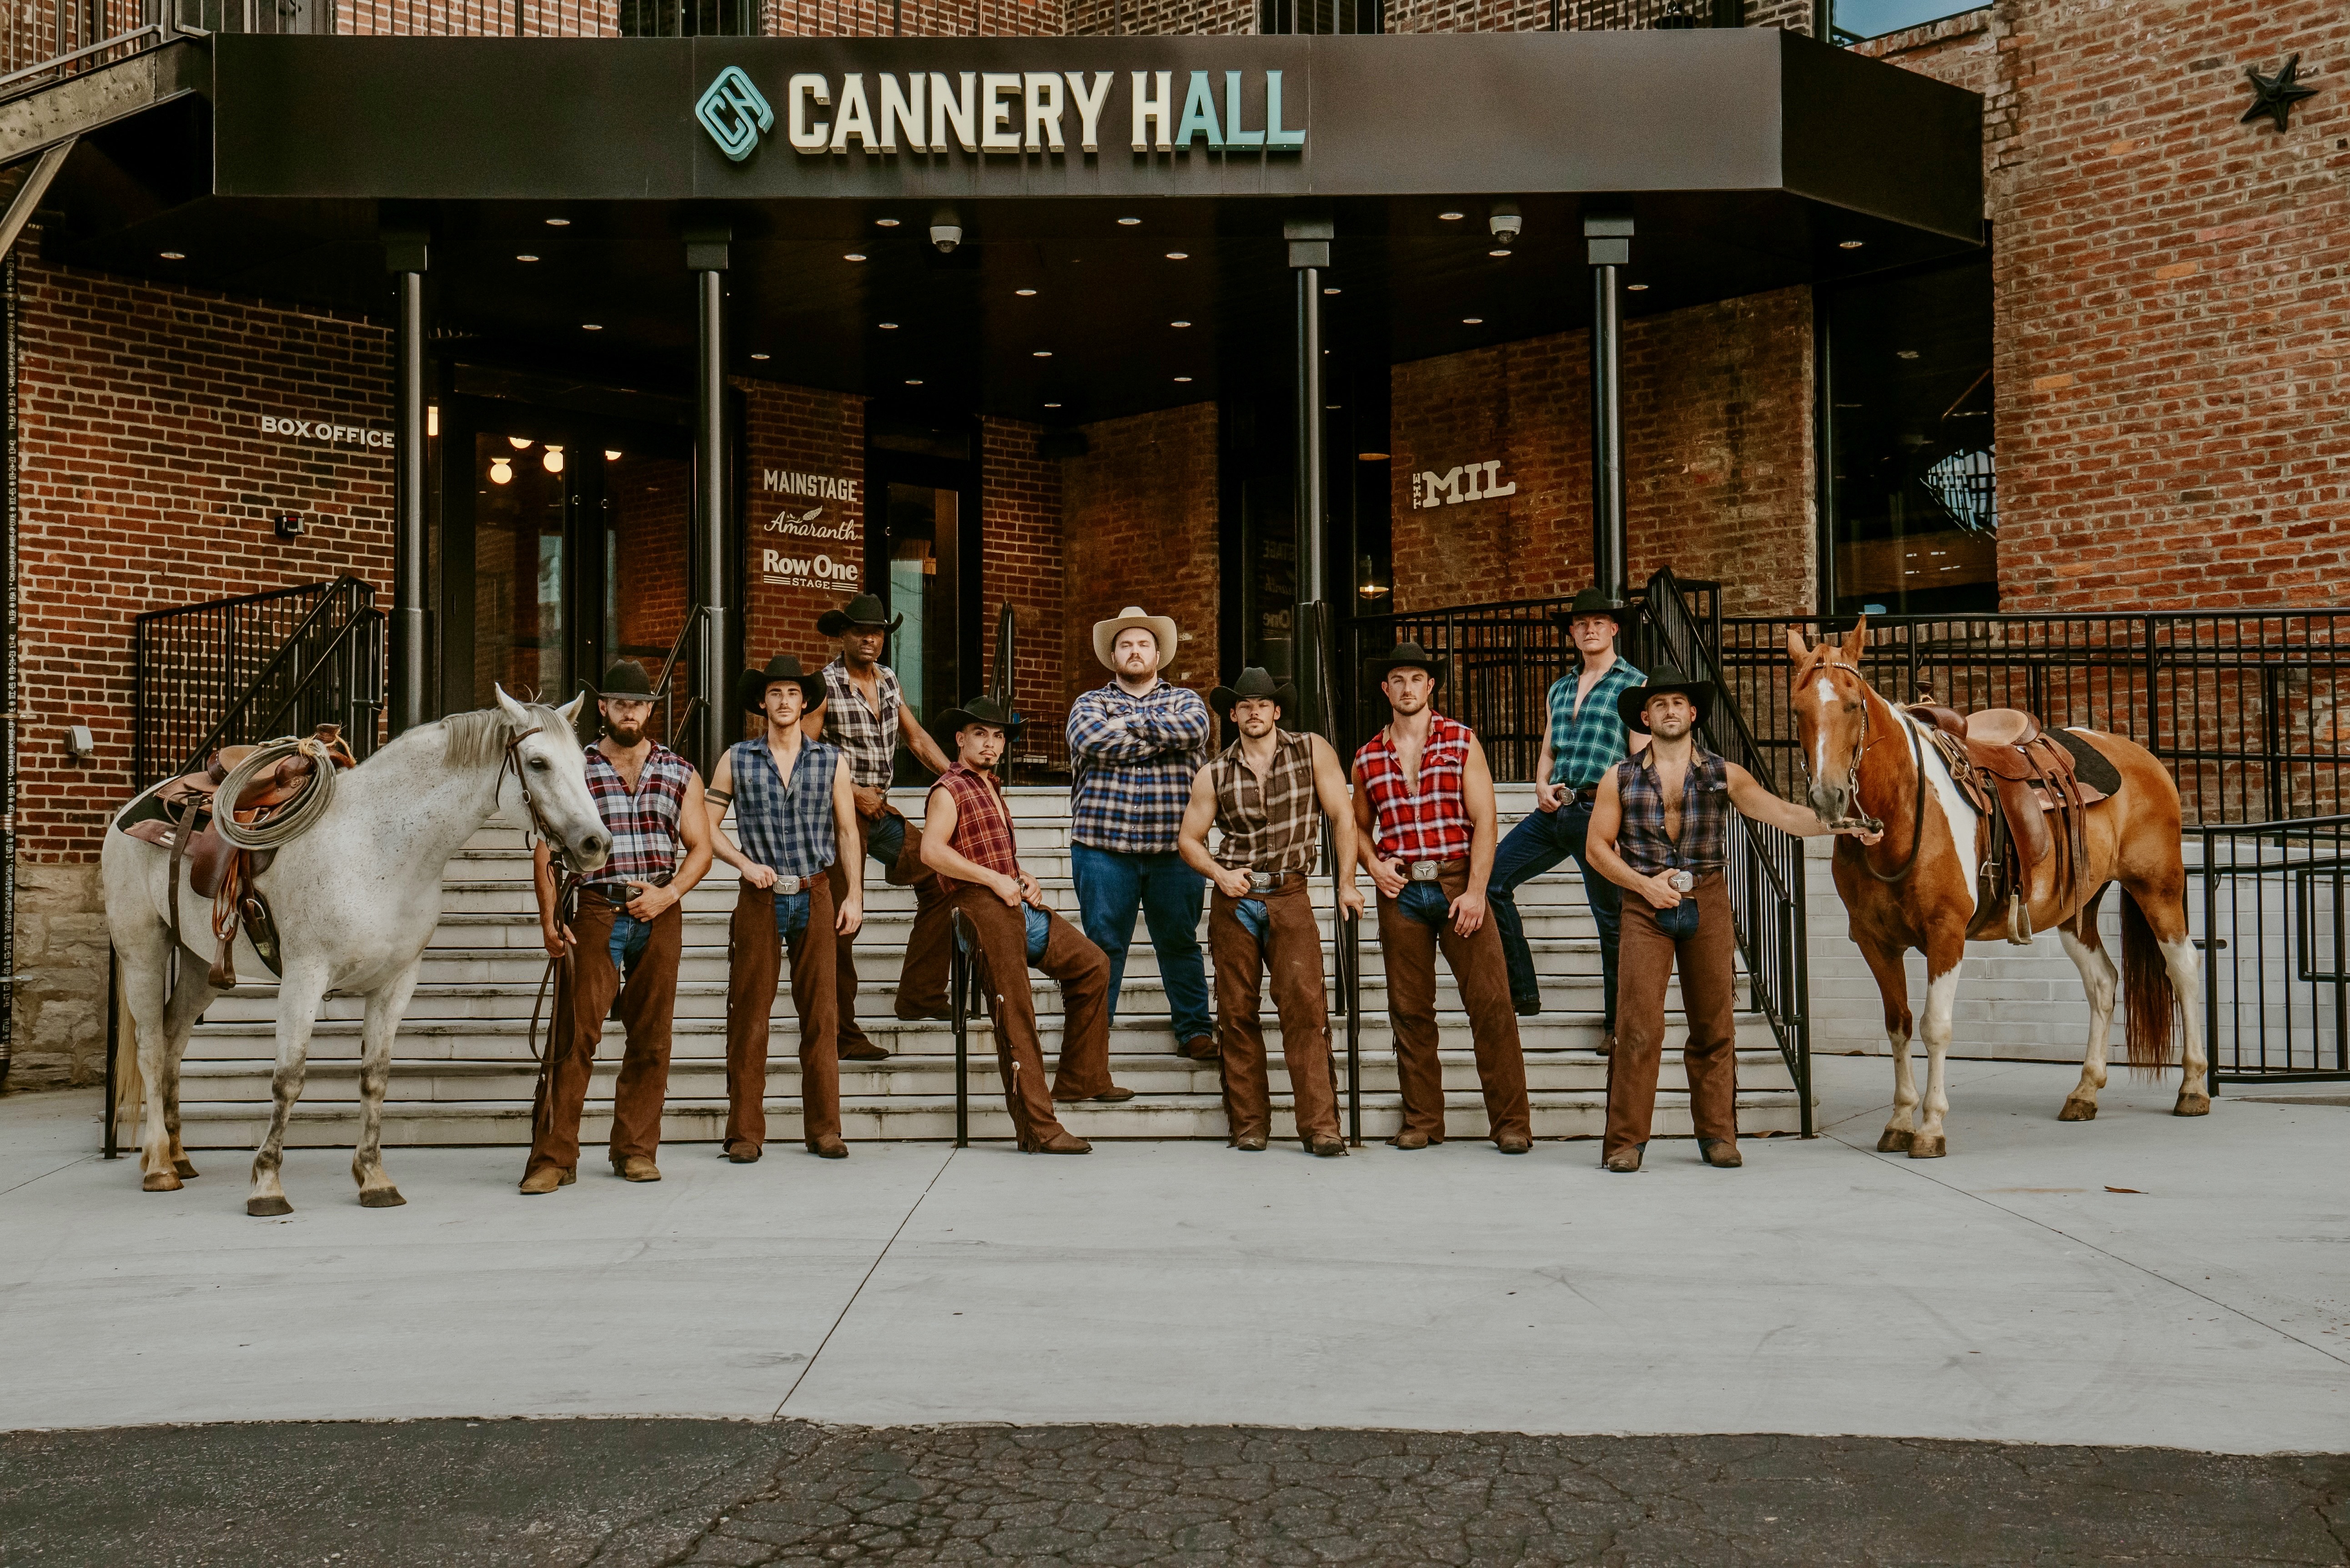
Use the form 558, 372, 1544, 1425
1354, 713, 1475, 864
930, 763, 1019, 885
581, 743, 693, 891
1612, 745, 1731, 876
728, 736, 839, 879
1209, 730, 1320, 874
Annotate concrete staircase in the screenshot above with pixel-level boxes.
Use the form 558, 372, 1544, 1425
150, 784, 1807, 1149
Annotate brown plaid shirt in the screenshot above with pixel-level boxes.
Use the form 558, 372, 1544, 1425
820, 658, 904, 791
1612, 745, 1731, 877
930, 762, 1019, 885
1208, 730, 1320, 874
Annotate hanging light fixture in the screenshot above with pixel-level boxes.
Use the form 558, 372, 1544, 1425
508, 436, 532, 450
605, 449, 623, 461
488, 457, 513, 485
542, 444, 565, 474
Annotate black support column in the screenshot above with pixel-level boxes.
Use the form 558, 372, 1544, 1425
1586, 214, 1632, 602
1286, 216, 1332, 735
687, 228, 731, 779
385, 229, 428, 736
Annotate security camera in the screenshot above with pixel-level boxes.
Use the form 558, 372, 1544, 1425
930, 225, 961, 254
1489, 213, 1522, 247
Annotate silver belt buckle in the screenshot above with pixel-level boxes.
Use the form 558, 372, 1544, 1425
777, 874, 805, 895
1409, 860, 1442, 883
1671, 870, 1696, 894
1249, 870, 1278, 893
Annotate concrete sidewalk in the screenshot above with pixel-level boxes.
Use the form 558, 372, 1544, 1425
2, 1058, 2344, 1452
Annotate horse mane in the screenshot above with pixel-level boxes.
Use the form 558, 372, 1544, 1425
432, 704, 570, 770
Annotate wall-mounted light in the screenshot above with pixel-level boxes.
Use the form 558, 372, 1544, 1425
427, 404, 439, 437
489, 458, 513, 485
542, 445, 565, 474
508, 436, 532, 450
605, 449, 623, 461
62, 724, 95, 759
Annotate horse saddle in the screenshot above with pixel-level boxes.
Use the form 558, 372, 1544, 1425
1907, 705, 2123, 945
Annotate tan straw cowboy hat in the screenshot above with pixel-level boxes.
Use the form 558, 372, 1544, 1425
1092, 606, 1180, 672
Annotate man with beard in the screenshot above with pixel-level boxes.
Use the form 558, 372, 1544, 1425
1175, 668, 1361, 1156
921, 694, 1127, 1154
708, 653, 864, 1161
1584, 669, 1872, 1173
807, 593, 959, 1060
522, 660, 715, 1195
1350, 643, 1532, 1155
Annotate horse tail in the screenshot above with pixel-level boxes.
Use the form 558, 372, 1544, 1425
2120, 886, 2179, 1078
111, 955, 145, 1131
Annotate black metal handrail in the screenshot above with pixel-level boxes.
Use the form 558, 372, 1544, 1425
2198, 816, 2350, 1083
950, 908, 973, 1145
134, 576, 384, 789
1301, 595, 1364, 1144
1636, 566, 1812, 1133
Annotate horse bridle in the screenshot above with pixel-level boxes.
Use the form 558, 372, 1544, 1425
1800, 657, 1928, 885
499, 723, 582, 874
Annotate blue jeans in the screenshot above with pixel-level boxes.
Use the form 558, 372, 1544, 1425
1232, 897, 1270, 945
1394, 879, 1455, 930
1490, 799, 1623, 1026
954, 901, 1053, 965
866, 811, 907, 868
1069, 842, 1212, 1043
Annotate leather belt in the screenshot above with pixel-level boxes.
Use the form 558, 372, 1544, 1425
1249, 870, 1282, 892
769, 870, 823, 895
1407, 860, 1446, 883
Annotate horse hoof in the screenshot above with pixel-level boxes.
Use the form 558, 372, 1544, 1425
2174, 1092, 2212, 1118
1908, 1135, 1948, 1159
141, 1171, 183, 1192
173, 1158, 199, 1179
2058, 1096, 2098, 1122
246, 1195, 293, 1217
359, 1188, 407, 1208
1876, 1128, 1914, 1153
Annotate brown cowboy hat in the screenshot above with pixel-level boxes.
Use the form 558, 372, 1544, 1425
928, 693, 1025, 750
816, 592, 904, 638
740, 653, 828, 714
1363, 640, 1447, 685
1618, 666, 1716, 734
1092, 605, 1180, 672
1210, 666, 1299, 720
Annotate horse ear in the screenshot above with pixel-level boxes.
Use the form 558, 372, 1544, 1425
555, 691, 588, 726
1785, 624, 1810, 663
1841, 615, 1869, 664
492, 683, 535, 732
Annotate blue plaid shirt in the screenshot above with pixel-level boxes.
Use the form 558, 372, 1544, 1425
1547, 657, 1645, 790
1066, 679, 1212, 855
727, 736, 839, 879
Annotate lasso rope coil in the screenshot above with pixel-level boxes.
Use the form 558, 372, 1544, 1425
211, 735, 339, 850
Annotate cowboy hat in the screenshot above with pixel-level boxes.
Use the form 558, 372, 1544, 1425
928, 693, 1025, 750
816, 592, 904, 638
594, 659, 655, 698
1210, 667, 1299, 720
1092, 605, 1181, 672
1548, 587, 1627, 629
1618, 666, 1716, 734
1362, 640, 1447, 685
740, 653, 828, 714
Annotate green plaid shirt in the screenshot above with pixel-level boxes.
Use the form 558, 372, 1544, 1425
1547, 657, 1644, 789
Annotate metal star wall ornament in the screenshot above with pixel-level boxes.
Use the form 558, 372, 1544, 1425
2242, 53, 2319, 133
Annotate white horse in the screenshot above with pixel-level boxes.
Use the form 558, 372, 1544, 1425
102, 689, 610, 1215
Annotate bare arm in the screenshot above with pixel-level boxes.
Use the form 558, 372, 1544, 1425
832, 756, 865, 934
1308, 735, 1365, 917
1451, 735, 1500, 934
1727, 763, 1874, 841
1533, 680, 1562, 812
919, 786, 1024, 907
1176, 767, 1248, 898
900, 701, 955, 776
702, 748, 778, 889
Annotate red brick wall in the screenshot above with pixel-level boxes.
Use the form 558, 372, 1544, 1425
761, 0, 1065, 34
1065, 0, 1250, 31
15, 247, 394, 864
1389, 286, 1814, 618
1062, 402, 1220, 700
740, 380, 867, 710
979, 416, 1067, 720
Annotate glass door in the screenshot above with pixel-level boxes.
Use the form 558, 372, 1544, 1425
866, 412, 982, 781
469, 432, 574, 707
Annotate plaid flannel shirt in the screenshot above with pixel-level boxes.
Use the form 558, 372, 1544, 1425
1208, 729, 1321, 874
728, 736, 839, 879
930, 763, 1020, 886
1613, 745, 1731, 877
1547, 656, 1645, 790
580, 743, 693, 891
820, 658, 903, 792
1355, 713, 1476, 864
1065, 679, 1212, 855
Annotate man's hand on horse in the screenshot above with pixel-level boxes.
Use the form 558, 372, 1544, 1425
623, 881, 676, 920
1831, 822, 1887, 847
853, 785, 889, 820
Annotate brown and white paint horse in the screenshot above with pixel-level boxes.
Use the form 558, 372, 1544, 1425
1788, 622, 2208, 1157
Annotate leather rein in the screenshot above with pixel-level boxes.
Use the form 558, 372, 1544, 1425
1801, 658, 1930, 885
500, 723, 588, 1067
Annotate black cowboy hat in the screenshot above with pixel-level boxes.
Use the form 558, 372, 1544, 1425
816, 593, 904, 638
740, 653, 828, 714
1210, 666, 1299, 720
1618, 666, 1717, 734
1548, 587, 1627, 629
594, 659, 655, 698
928, 693, 1025, 750
1362, 640, 1447, 685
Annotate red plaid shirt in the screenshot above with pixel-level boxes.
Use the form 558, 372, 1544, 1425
1355, 713, 1476, 864
929, 763, 1019, 886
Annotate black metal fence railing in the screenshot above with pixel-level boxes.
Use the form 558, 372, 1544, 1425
133, 576, 385, 789
2199, 817, 2350, 1082
1714, 611, 2350, 828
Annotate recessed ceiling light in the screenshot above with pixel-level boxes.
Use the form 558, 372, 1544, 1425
905, 378, 923, 385
1173, 376, 1193, 383
605, 449, 623, 460
158, 251, 185, 260
1896, 349, 1921, 359
876, 217, 901, 227
879, 322, 899, 330
750, 352, 770, 361
844, 252, 867, 261
1117, 216, 1141, 226
1170, 320, 1191, 328
1165, 251, 1188, 260
581, 323, 602, 331
1326, 403, 1341, 410
1032, 350, 1052, 357
1627, 282, 1649, 291
1438, 211, 1464, 221
1839, 239, 1866, 249
1462, 317, 1483, 325
1488, 248, 1512, 258
1323, 287, 1340, 296
545, 217, 570, 227
1043, 402, 1062, 408
516, 253, 539, 262
508, 436, 533, 450
1358, 451, 1390, 461
1015, 288, 1037, 297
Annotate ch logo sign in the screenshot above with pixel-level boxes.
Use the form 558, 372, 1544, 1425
698, 66, 775, 163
